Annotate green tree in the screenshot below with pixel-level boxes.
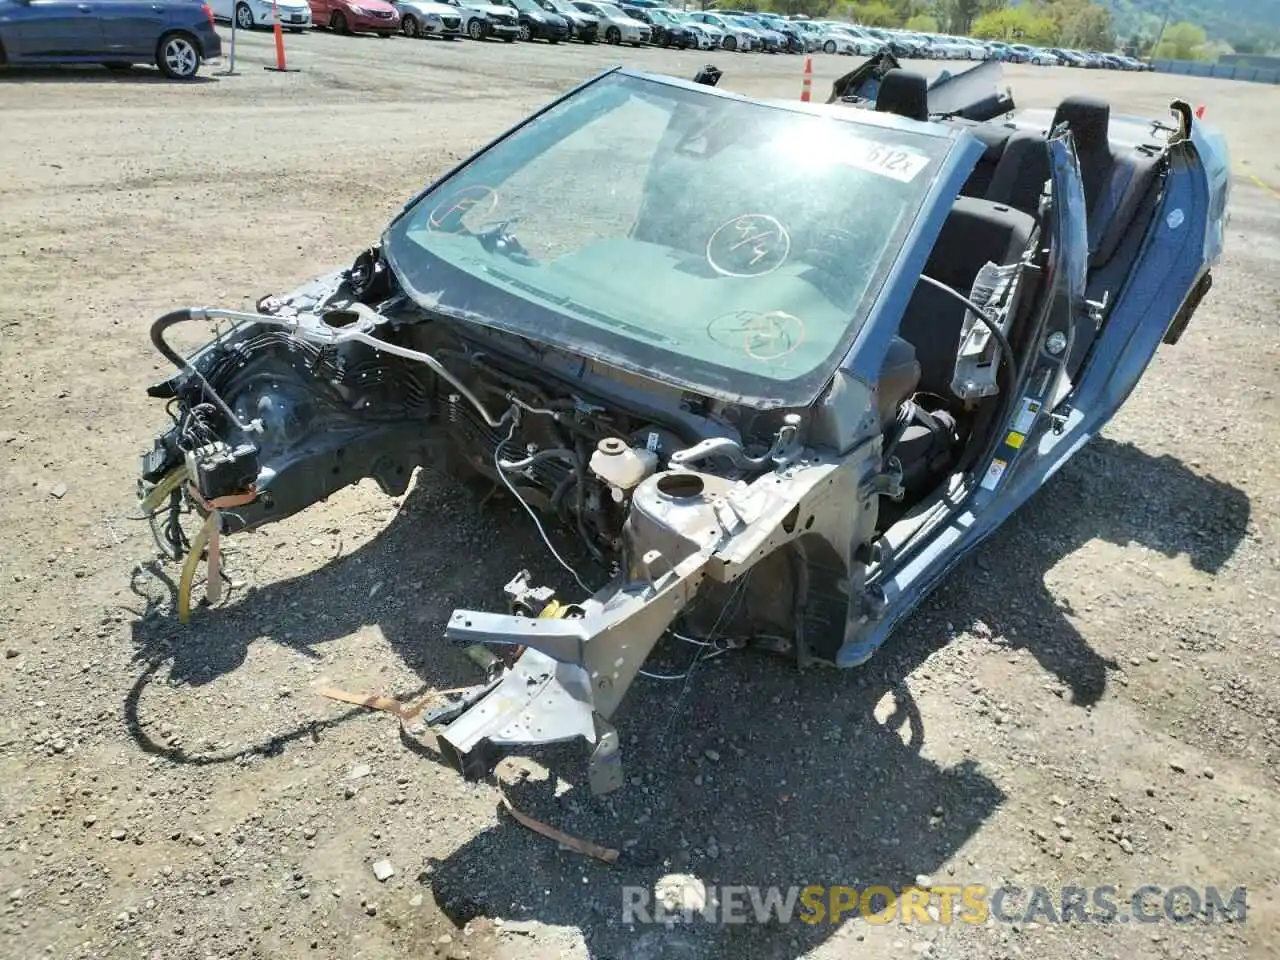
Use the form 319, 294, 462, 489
1227, 36, 1262, 54
890, 0, 929, 21
937, 0, 1003, 36
1126, 30, 1154, 56
1153, 21, 1207, 60
905, 12, 939, 30
760, 0, 839, 16
971, 6, 1058, 44
848, 0, 899, 25
1054, 0, 1113, 50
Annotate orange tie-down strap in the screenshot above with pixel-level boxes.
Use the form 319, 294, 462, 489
314, 683, 620, 865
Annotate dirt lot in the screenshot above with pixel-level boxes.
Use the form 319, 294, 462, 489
2, 30, 1279, 960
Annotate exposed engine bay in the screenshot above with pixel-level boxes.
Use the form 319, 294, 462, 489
139, 246, 987, 790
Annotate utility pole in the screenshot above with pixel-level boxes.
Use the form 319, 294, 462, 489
1152, 0, 1173, 57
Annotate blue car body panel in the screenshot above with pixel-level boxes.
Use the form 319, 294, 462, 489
0, 0, 221, 65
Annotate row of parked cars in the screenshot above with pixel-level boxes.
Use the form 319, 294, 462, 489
230, 2, 1152, 72
0, 0, 1153, 81
777, 21, 1152, 70
219, 0, 888, 50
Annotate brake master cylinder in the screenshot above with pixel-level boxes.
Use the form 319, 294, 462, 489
589, 438, 658, 500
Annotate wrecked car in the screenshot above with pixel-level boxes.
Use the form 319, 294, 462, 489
136, 62, 1229, 794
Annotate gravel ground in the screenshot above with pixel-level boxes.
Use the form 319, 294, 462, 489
2, 30, 1279, 960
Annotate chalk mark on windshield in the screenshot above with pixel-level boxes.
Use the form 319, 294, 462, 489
706, 214, 791, 278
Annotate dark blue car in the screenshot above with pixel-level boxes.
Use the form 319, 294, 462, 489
0, 0, 222, 79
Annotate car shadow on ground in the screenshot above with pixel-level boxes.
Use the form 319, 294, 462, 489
123, 433, 1250, 953
0, 65, 217, 84
930, 436, 1250, 707
418, 437, 1250, 957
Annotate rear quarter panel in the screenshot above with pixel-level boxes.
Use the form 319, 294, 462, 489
169, 2, 221, 57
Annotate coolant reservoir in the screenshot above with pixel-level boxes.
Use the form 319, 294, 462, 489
589, 437, 658, 491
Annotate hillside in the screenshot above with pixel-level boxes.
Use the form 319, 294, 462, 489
1107, 0, 1280, 47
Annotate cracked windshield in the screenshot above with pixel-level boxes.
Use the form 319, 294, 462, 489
386, 72, 951, 404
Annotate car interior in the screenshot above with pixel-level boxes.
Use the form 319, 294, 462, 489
866, 70, 1169, 521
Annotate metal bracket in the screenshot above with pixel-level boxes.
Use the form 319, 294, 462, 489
859, 457, 905, 502
418, 676, 503, 727
588, 717, 623, 795
503, 569, 556, 616
1084, 289, 1110, 327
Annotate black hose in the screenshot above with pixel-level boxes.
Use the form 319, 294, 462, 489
150, 310, 245, 432
881, 399, 916, 463
550, 472, 577, 517
574, 437, 605, 564
917, 274, 1017, 387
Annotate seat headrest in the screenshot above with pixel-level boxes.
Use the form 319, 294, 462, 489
875, 69, 929, 122
1051, 95, 1110, 151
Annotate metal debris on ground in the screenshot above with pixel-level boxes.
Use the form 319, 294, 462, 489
498, 794, 619, 865
312, 682, 620, 864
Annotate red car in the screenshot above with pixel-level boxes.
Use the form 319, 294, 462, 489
310, 0, 401, 34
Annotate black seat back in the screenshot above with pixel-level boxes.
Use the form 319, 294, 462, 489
875, 69, 929, 122
898, 197, 1036, 397
1051, 96, 1113, 211
986, 131, 1050, 216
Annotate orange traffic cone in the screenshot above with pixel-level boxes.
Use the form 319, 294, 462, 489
800, 56, 813, 103
1195, 104, 1205, 119
264, 0, 299, 72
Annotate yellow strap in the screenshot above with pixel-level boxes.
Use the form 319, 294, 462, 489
177, 514, 215, 624
539, 599, 568, 619
139, 464, 189, 514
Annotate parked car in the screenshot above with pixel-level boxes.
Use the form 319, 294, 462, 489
536, 0, 597, 42
1006, 43, 1058, 65
809, 24, 855, 55
619, 4, 686, 47
892, 30, 932, 57
922, 33, 970, 59
310, 0, 399, 35
952, 37, 990, 60
717, 9, 790, 52
858, 26, 918, 58
211, 0, 312, 33
731, 16, 786, 53
646, 6, 693, 47
670, 14, 719, 50
687, 11, 750, 51
440, 0, 519, 41
788, 21, 836, 54
832, 24, 884, 56
572, 1, 646, 45
0, 0, 222, 78
393, 0, 462, 37
754, 12, 812, 52
494, 0, 567, 41
984, 40, 1013, 61
1106, 53, 1145, 70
